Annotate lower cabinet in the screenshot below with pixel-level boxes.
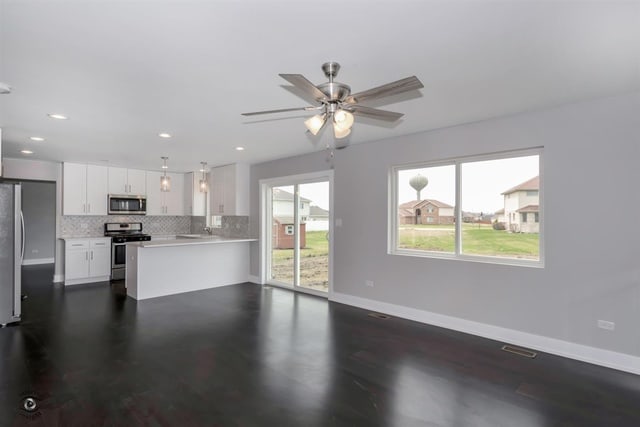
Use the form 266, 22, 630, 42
64, 238, 111, 285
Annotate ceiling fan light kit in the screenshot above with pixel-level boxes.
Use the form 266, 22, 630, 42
242, 62, 424, 142
304, 113, 327, 136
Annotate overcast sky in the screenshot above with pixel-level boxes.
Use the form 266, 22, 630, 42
398, 155, 539, 213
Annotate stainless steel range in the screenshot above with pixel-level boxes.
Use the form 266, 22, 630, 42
104, 222, 151, 280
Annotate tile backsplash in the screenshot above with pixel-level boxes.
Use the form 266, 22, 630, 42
189, 215, 250, 238
190, 216, 206, 234
60, 215, 191, 237
215, 215, 250, 238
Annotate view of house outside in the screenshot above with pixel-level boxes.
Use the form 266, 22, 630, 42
270, 182, 329, 292
397, 154, 540, 261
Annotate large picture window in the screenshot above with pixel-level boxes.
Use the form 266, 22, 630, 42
391, 149, 542, 266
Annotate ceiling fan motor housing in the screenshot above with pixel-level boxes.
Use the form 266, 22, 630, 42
318, 62, 351, 105
317, 82, 351, 103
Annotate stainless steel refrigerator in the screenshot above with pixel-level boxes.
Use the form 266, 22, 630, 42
0, 183, 23, 326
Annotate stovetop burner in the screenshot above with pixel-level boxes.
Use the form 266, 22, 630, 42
104, 222, 151, 242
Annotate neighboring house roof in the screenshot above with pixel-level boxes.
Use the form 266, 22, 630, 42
309, 205, 329, 217
398, 199, 454, 210
516, 204, 539, 213
398, 208, 414, 217
272, 188, 312, 203
501, 176, 539, 195
274, 216, 306, 225
495, 208, 505, 214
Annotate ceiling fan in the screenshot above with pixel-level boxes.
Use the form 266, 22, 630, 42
241, 62, 424, 139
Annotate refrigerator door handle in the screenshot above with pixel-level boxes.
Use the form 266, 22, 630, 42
20, 211, 25, 261
13, 185, 22, 319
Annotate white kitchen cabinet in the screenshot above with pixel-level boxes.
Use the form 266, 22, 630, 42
108, 167, 146, 195
184, 172, 208, 216
145, 171, 184, 215
209, 163, 249, 216
164, 173, 184, 215
64, 238, 111, 285
63, 163, 108, 215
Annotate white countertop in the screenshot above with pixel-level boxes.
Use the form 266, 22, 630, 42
61, 236, 110, 240
130, 236, 257, 248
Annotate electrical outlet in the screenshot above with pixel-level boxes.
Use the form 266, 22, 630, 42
80, 223, 88, 230
365, 280, 374, 287
335, 218, 343, 227
597, 320, 615, 331
31, 249, 39, 254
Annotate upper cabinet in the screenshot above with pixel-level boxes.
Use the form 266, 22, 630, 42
63, 163, 108, 215
209, 163, 249, 216
145, 171, 184, 216
184, 172, 208, 216
108, 167, 146, 195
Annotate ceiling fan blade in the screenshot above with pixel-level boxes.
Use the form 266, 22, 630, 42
348, 105, 404, 122
241, 106, 318, 116
279, 74, 327, 102
345, 76, 423, 105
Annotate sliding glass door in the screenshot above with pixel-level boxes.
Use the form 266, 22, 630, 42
264, 173, 331, 295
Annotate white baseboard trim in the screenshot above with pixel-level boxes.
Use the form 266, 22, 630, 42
22, 257, 54, 266
248, 275, 263, 285
53, 274, 64, 283
330, 292, 640, 376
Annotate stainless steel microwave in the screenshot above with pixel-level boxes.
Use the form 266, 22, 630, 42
108, 194, 146, 215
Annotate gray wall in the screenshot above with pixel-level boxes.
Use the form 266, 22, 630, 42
250, 92, 640, 359
21, 181, 56, 261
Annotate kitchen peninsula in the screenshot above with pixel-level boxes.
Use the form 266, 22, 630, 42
125, 236, 256, 300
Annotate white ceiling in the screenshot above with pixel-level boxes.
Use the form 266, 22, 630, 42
1, 0, 638, 173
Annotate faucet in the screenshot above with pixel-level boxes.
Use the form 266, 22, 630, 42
203, 226, 213, 235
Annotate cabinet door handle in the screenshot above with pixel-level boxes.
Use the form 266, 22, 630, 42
91, 251, 93, 260
88, 203, 91, 213
83, 204, 86, 213
86, 252, 88, 260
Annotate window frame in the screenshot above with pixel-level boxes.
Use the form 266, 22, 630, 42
389, 148, 544, 268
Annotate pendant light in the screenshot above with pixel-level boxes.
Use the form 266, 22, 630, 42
160, 156, 171, 192
199, 162, 208, 193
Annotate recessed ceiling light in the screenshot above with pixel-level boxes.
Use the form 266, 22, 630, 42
48, 113, 68, 120
21, 150, 33, 154
29, 136, 45, 141
159, 133, 172, 138
235, 146, 245, 151
0, 82, 11, 94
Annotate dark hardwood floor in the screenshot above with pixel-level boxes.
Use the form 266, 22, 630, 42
2, 265, 640, 426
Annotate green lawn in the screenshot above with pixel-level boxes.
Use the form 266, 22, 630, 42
272, 225, 538, 265
399, 224, 539, 259
272, 230, 329, 261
